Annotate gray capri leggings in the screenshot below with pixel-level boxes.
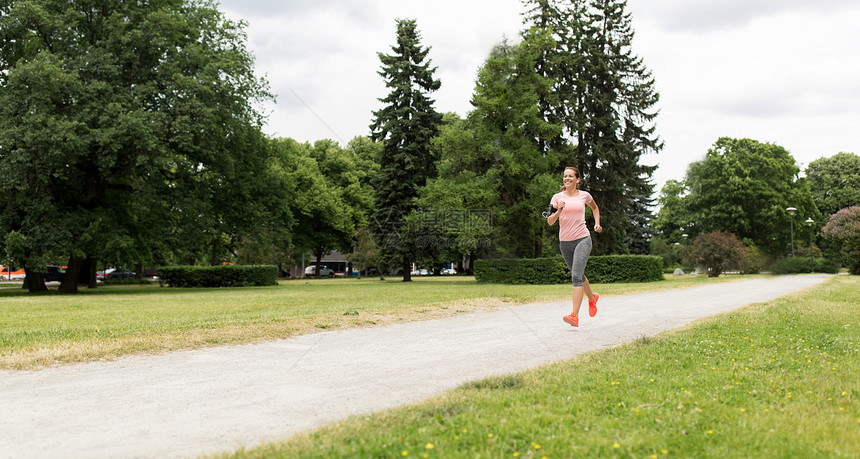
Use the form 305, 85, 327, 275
559, 236, 592, 287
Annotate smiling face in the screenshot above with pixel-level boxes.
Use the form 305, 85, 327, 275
563, 167, 580, 190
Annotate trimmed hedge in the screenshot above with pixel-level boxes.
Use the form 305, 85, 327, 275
767, 257, 840, 274
586, 255, 664, 283
157, 265, 278, 287
474, 257, 569, 285
474, 255, 663, 284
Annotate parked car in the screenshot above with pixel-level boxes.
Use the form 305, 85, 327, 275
0, 265, 26, 280
304, 265, 334, 276
106, 269, 136, 280
42, 265, 66, 282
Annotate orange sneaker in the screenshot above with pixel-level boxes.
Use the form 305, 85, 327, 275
563, 313, 579, 327
588, 293, 599, 317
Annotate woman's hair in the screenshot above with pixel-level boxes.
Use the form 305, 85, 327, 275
561, 166, 581, 191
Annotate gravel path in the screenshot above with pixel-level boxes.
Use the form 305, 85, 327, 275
0, 274, 830, 458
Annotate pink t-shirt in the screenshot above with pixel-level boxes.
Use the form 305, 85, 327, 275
551, 190, 593, 241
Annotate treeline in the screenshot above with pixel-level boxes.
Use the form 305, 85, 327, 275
1, 0, 668, 291
650, 140, 860, 273
9, 1, 851, 292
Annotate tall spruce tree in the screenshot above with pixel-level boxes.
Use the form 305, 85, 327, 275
369, 19, 442, 281
583, 0, 660, 254
521, 0, 660, 254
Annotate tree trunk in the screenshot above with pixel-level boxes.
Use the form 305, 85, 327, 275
210, 238, 219, 266
24, 272, 48, 293
402, 260, 412, 282
88, 258, 97, 288
76, 257, 97, 288
135, 263, 143, 280
314, 252, 323, 277
59, 256, 85, 294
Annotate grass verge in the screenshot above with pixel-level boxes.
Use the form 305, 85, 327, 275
1, 274, 754, 369
222, 275, 859, 458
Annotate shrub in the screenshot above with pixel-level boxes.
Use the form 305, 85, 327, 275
740, 245, 769, 274
768, 257, 840, 274
584, 255, 664, 283
474, 258, 568, 285
474, 255, 663, 284
682, 231, 745, 277
821, 206, 860, 274
157, 265, 278, 287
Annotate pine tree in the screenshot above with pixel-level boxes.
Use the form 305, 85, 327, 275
520, 0, 661, 254
582, 0, 660, 254
369, 19, 442, 281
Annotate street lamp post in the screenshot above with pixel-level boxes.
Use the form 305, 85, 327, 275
806, 218, 815, 272
786, 207, 797, 256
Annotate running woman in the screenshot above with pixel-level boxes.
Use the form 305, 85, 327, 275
546, 166, 602, 327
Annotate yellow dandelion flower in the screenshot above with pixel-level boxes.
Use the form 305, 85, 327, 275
662, 449, 668, 454
462, 428, 468, 433
651, 455, 658, 459
740, 408, 746, 412
425, 443, 434, 450
488, 433, 494, 439
422, 454, 428, 459
613, 443, 621, 448
534, 444, 541, 450
513, 453, 520, 458
843, 391, 848, 396
402, 451, 408, 457
707, 430, 714, 434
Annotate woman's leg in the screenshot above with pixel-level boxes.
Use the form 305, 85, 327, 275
571, 285, 585, 317
583, 277, 594, 302
568, 237, 593, 317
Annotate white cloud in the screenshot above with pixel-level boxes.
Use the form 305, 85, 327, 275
218, 0, 860, 194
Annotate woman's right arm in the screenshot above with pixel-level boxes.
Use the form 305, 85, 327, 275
547, 200, 564, 226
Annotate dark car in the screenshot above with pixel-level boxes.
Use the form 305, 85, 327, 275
42, 265, 66, 282
106, 269, 136, 280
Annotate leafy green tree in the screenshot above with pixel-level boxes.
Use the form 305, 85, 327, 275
267, 138, 348, 277
468, 33, 563, 258
806, 152, 860, 218
0, 0, 271, 292
369, 19, 442, 281
652, 179, 692, 242
346, 227, 378, 276
685, 137, 818, 256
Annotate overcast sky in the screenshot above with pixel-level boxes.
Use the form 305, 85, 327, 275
218, 0, 860, 194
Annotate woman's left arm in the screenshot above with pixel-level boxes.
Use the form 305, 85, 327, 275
589, 199, 602, 233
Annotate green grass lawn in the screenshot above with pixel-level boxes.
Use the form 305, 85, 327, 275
1, 274, 753, 369
223, 275, 859, 458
